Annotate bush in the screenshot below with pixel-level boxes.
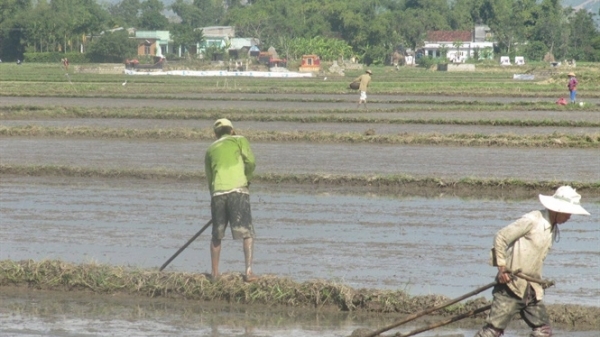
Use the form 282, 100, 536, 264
23, 52, 89, 63
417, 56, 443, 69
86, 30, 138, 63
522, 41, 547, 62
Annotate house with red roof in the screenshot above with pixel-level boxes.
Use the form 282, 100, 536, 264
421, 25, 495, 62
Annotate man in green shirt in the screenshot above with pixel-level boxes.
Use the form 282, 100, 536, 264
205, 118, 257, 282
474, 186, 590, 337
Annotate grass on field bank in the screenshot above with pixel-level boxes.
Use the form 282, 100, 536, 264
1, 102, 599, 118
2, 165, 598, 193
0, 62, 598, 97
0, 259, 461, 314
1, 259, 599, 328
1, 125, 598, 148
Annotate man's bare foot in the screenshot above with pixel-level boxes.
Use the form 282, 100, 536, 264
243, 274, 259, 283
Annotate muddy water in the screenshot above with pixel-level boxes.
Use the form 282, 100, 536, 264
0, 288, 597, 337
2, 119, 599, 136
1, 176, 599, 337
1, 176, 598, 306
1, 93, 599, 336
1, 138, 598, 182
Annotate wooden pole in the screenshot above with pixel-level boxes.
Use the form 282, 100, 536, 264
364, 281, 497, 337
159, 219, 212, 271
390, 304, 492, 337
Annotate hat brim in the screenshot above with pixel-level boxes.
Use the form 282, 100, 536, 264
539, 194, 590, 215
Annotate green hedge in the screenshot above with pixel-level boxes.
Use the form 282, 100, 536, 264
23, 52, 89, 63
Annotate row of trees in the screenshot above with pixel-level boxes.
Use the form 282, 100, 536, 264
1, 0, 599, 63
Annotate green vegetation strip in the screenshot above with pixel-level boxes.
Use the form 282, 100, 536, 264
1, 64, 598, 98
2, 165, 598, 193
1, 125, 598, 148
1, 78, 599, 98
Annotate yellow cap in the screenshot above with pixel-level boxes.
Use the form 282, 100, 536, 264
213, 118, 233, 131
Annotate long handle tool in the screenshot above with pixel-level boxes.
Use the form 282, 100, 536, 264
364, 281, 497, 337
159, 219, 212, 271
393, 304, 492, 337
388, 304, 492, 337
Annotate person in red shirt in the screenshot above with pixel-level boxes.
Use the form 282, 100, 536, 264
567, 72, 578, 104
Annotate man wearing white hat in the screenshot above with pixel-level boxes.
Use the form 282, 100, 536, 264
205, 118, 257, 282
474, 186, 590, 337
353, 69, 372, 109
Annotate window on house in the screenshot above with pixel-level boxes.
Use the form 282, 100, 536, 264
144, 45, 150, 55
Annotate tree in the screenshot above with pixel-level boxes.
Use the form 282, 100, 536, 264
170, 24, 204, 56
87, 30, 138, 62
138, 0, 169, 30
566, 9, 598, 57
108, 0, 141, 28
531, 0, 569, 59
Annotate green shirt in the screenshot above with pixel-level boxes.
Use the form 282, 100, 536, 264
205, 135, 255, 195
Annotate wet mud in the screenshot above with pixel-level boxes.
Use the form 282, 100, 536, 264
1, 137, 598, 182
1, 93, 598, 336
1, 287, 598, 337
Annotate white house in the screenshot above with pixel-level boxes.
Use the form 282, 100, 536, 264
421, 25, 495, 62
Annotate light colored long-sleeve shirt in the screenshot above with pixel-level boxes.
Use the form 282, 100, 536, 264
353, 74, 371, 92
205, 135, 255, 196
491, 209, 554, 300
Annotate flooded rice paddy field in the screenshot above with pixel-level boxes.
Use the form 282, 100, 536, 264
1, 288, 598, 337
1, 93, 599, 336
2, 119, 599, 136
1, 138, 598, 182
1, 176, 599, 336
1, 95, 600, 123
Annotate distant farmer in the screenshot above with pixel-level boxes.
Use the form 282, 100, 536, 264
205, 118, 257, 282
354, 69, 372, 109
567, 72, 578, 104
474, 186, 590, 337
62, 58, 69, 72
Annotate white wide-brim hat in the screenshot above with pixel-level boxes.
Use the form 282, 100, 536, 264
539, 186, 590, 215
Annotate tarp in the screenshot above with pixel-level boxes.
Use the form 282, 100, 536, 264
124, 69, 313, 78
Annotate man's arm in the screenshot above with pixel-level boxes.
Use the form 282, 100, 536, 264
493, 216, 534, 283
204, 152, 213, 194
239, 137, 255, 180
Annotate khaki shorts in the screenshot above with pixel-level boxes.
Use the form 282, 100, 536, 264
485, 284, 550, 330
211, 192, 254, 240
